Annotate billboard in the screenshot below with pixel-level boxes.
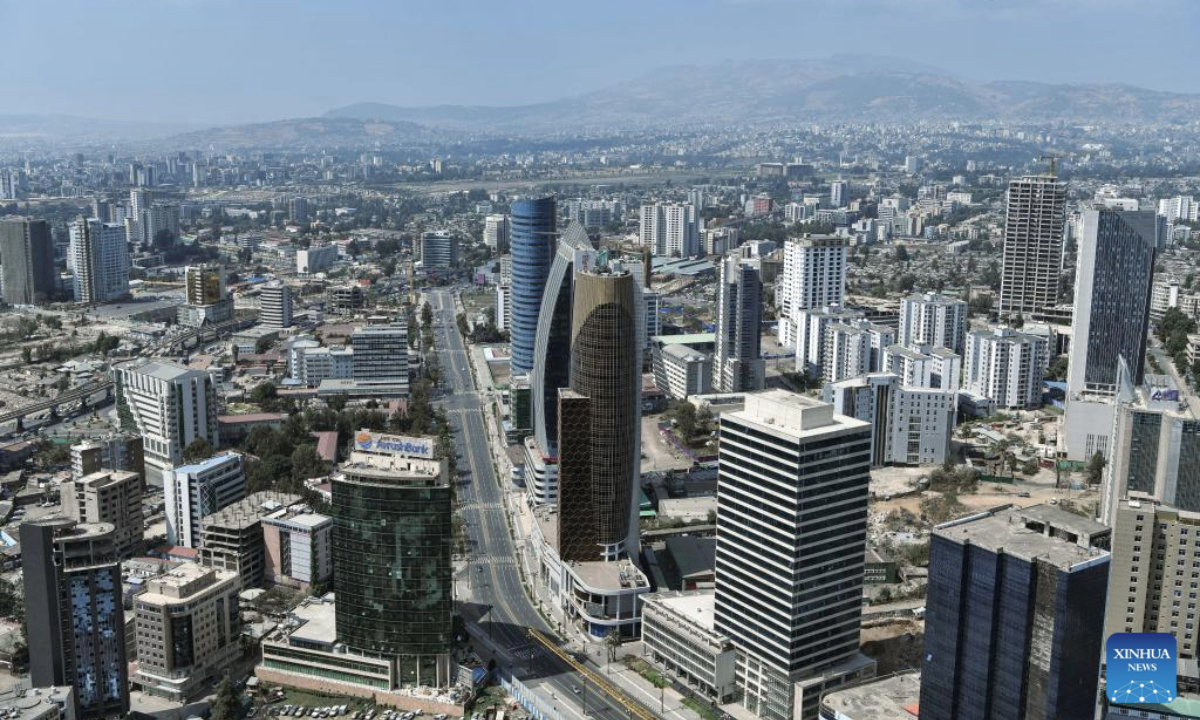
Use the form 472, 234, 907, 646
354, 430, 435, 459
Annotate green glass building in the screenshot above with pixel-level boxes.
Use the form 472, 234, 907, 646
332, 446, 453, 688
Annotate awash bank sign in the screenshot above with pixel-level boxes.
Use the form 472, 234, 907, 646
355, 430, 434, 459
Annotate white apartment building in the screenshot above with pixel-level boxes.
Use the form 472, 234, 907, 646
821, 320, 894, 384
164, 452, 246, 548
882, 343, 961, 391
260, 281, 293, 329
296, 245, 338, 274
69, 218, 130, 304
658, 344, 713, 399
495, 284, 512, 331
963, 327, 1048, 410
640, 203, 700, 258
483, 214, 509, 250
777, 236, 848, 349
897, 291, 969, 355
788, 305, 865, 374
826, 373, 956, 467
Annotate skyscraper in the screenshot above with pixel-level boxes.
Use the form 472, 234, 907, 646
420, 230, 458, 269
483, 213, 510, 251
639, 203, 700, 257
714, 391, 874, 720
1069, 209, 1158, 394
557, 265, 642, 562
165, 452, 247, 548
897, 291, 969, 355
712, 256, 765, 393
510, 196, 557, 375
777, 236, 848, 350
69, 218, 130, 304
920, 505, 1110, 720
333, 434, 453, 686
260, 280, 293, 329
22, 519, 129, 720
998, 175, 1067, 317
0, 218, 56, 305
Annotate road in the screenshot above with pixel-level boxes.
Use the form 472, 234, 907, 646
427, 290, 640, 720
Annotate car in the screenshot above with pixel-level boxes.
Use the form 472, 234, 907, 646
572, 686, 581, 695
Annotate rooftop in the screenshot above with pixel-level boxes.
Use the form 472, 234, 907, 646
202, 491, 302, 530
934, 505, 1109, 570
729, 389, 868, 437
288, 599, 338, 646
171, 451, 242, 476
0, 685, 75, 720
662, 344, 710, 363
123, 359, 206, 382
643, 590, 720, 634
819, 672, 921, 720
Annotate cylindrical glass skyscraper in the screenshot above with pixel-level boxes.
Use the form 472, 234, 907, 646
509, 196, 557, 375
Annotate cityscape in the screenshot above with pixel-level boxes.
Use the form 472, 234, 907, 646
0, 2, 1200, 720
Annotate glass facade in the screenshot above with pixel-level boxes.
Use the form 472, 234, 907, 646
332, 471, 452, 658
509, 197, 557, 375
1127, 411, 1162, 494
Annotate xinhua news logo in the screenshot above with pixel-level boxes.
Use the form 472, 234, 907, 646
1107, 633, 1177, 704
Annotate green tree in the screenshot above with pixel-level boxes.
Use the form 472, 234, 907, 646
670, 401, 698, 441
1085, 451, 1106, 485
183, 438, 215, 463
421, 302, 434, 329
210, 674, 244, 720
604, 629, 622, 664
290, 444, 327, 483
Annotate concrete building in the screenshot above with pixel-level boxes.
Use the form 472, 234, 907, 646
640, 591, 737, 704
22, 520, 128, 720
198, 491, 301, 589
789, 305, 866, 374
263, 507, 334, 591
0, 685, 76, 720
164, 452, 246, 548
61, 470, 143, 559
657, 344, 713, 399
325, 284, 363, 314
69, 218, 129, 304
0, 218, 56, 305
821, 320, 894, 384
998, 175, 1067, 318
69, 434, 143, 481
184, 263, 224, 306
712, 257, 764, 393
483, 214, 509, 251
777, 237, 848, 350
296, 245, 338, 274
350, 324, 410, 396
260, 281, 293, 329
288, 197, 309, 223
818, 672, 921, 720
640, 203, 700, 258
420, 231, 458, 269
897, 291, 968, 355
882, 344, 961, 391
494, 284, 511, 331
921, 505, 1110, 720
132, 564, 240, 701
715, 390, 875, 720
963, 327, 1048, 410
826, 373, 956, 467
114, 359, 219, 487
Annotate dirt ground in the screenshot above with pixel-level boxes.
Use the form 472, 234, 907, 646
641, 415, 694, 472
861, 619, 925, 675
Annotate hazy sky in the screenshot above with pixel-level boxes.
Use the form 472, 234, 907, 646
1, 0, 1197, 125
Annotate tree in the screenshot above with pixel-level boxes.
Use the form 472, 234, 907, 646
604, 629, 622, 664
421, 302, 434, 329
183, 438, 215, 463
670, 401, 698, 441
894, 245, 909, 263
1045, 355, 1069, 382
1085, 451, 1106, 485
210, 674, 244, 720
290, 444, 327, 483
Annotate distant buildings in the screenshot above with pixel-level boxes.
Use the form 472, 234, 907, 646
288, 197, 309, 223
640, 203, 700, 258
260, 280, 293, 329
0, 218, 56, 305
998, 174, 1067, 318
483, 213, 509, 250
509, 196, 557, 375
164, 452, 246, 548
22, 519, 129, 720
178, 263, 233, 327
61, 469, 143, 559
897, 291, 968, 355
69, 217, 130, 304
715, 391, 875, 720
114, 359, 219, 487
712, 257, 764, 393
920, 505, 1110, 720
963, 327, 1048, 410
296, 244, 338, 274
420, 230, 458, 269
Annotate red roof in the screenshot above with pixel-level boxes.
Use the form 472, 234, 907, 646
310, 431, 339, 463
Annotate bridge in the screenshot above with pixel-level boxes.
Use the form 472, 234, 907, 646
0, 380, 116, 431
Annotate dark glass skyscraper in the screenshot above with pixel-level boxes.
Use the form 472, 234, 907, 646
509, 197, 557, 375
0, 218, 56, 305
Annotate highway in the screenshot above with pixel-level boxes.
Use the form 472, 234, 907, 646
427, 289, 647, 720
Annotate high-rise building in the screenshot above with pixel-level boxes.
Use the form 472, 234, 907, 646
920, 505, 1110, 720
349, 324, 409, 394
640, 203, 700, 258
420, 231, 458, 269
333, 434, 453, 686
288, 197, 309, 223
963, 327, 1048, 410
557, 265, 642, 562
712, 256, 764, 393
1068, 209, 1158, 395
714, 391, 874, 720
165, 452, 247, 548
132, 564, 241, 701
777, 236, 848, 349
825, 373, 956, 467
510, 196, 557, 375
22, 519, 129, 720
69, 218, 130, 304
0, 218, 56, 305
897, 291, 969, 355
262, 507, 334, 591
820, 320, 894, 384
260, 281, 293, 329
70, 433, 144, 481
114, 359, 219, 487
296, 245, 338, 274
999, 175, 1067, 318
61, 470, 143, 559
483, 214, 509, 251
495, 284, 511, 331
830, 180, 848, 208
140, 203, 179, 246
184, 263, 225, 306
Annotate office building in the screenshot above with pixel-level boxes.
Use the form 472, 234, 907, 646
920, 506, 1110, 720
198, 491, 302, 589
420, 231, 458, 269
658, 344, 713, 399
263, 508, 334, 591
0, 218, 56, 305
70, 434, 143, 482
349, 324, 410, 396
963, 327, 1048, 410
483, 214, 509, 251
640, 203, 700, 258
164, 452, 246, 548
898, 291, 969, 355
830, 180, 848, 208
132, 564, 240, 701
777, 236, 848, 349
712, 257, 764, 393
69, 218, 129, 304
296, 245, 337, 274
114, 360, 219, 487
826, 373, 956, 467
999, 175, 1067, 318
640, 591, 738, 704
557, 265, 642, 562
1069, 209, 1158, 395
22, 519, 128, 720
643, 288, 662, 349
715, 391, 874, 720
288, 197, 309, 223
61, 470, 143, 559
260, 281, 293, 329
510, 196, 557, 375
333, 435, 453, 686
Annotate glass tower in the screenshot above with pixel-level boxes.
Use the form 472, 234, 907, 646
509, 197, 557, 375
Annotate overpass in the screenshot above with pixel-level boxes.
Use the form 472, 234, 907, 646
0, 380, 115, 431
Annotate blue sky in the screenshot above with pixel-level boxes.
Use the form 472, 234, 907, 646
1, 0, 1197, 124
